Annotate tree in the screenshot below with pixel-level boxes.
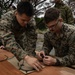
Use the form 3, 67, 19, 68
21, 0, 52, 17
0, 0, 15, 14
21, 0, 53, 29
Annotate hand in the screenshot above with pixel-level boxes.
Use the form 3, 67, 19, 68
43, 56, 56, 66
35, 51, 45, 60
25, 55, 44, 71
0, 45, 5, 49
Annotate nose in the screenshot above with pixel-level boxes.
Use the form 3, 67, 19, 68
24, 21, 28, 25
49, 27, 53, 31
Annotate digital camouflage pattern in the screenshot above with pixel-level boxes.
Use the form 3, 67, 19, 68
0, 10, 37, 61
42, 23, 75, 66
54, 1, 74, 25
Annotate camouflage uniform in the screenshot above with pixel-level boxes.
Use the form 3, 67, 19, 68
54, 1, 74, 25
0, 7, 2, 19
0, 3, 2, 19
43, 23, 75, 66
0, 10, 37, 61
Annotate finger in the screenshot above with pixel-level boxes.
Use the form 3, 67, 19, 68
40, 54, 44, 58
43, 60, 48, 64
43, 58, 49, 61
42, 51, 45, 55
37, 61, 45, 69
34, 62, 43, 70
43, 61, 50, 65
44, 56, 49, 58
33, 64, 40, 71
43, 59, 50, 63
39, 54, 42, 59
39, 51, 45, 56
46, 63, 50, 65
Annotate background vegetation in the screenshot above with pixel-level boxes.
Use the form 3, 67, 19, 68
0, 0, 75, 30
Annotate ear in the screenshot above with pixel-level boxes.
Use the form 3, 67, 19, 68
14, 11, 18, 16
59, 18, 63, 22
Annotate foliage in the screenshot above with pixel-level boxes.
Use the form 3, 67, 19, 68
21, 0, 52, 17
0, 0, 15, 13
0, 0, 75, 29
35, 17, 46, 30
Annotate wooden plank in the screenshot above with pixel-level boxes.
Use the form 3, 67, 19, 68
0, 49, 24, 75
0, 49, 75, 75
0, 49, 14, 59
28, 66, 75, 75
0, 61, 24, 75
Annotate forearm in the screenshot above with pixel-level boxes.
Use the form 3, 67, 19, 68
5, 40, 27, 61
26, 36, 37, 56
55, 54, 75, 66
42, 33, 53, 55
26, 26, 37, 56
0, 31, 27, 61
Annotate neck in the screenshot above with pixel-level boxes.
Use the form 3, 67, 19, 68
55, 22, 63, 35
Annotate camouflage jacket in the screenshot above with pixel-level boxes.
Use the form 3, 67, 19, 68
0, 10, 37, 61
43, 23, 75, 66
54, 1, 74, 25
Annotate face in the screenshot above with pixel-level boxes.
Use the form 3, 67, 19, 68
46, 19, 62, 33
15, 11, 31, 27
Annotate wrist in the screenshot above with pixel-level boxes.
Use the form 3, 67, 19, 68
24, 55, 30, 60
54, 58, 61, 66
52, 58, 57, 65
54, 58, 57, 63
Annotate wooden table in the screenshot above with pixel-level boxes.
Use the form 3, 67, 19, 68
0, 49, 24, 75
0, 61, 24, 75
28, 66, 75, 75
0, 49, 75, 75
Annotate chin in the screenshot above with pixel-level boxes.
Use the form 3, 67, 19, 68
50, 30, 56, 33
21, 24, 27, 27
50, 30, 54, 32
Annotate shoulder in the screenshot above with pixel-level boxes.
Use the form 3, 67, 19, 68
28, 17, 36, 26
27, 17, 36, 30
1, 10, 15, 20
0, 10, 14, 28
64, 23, 75, 30
63, 23, 75, 40
63, 5, 71, 11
